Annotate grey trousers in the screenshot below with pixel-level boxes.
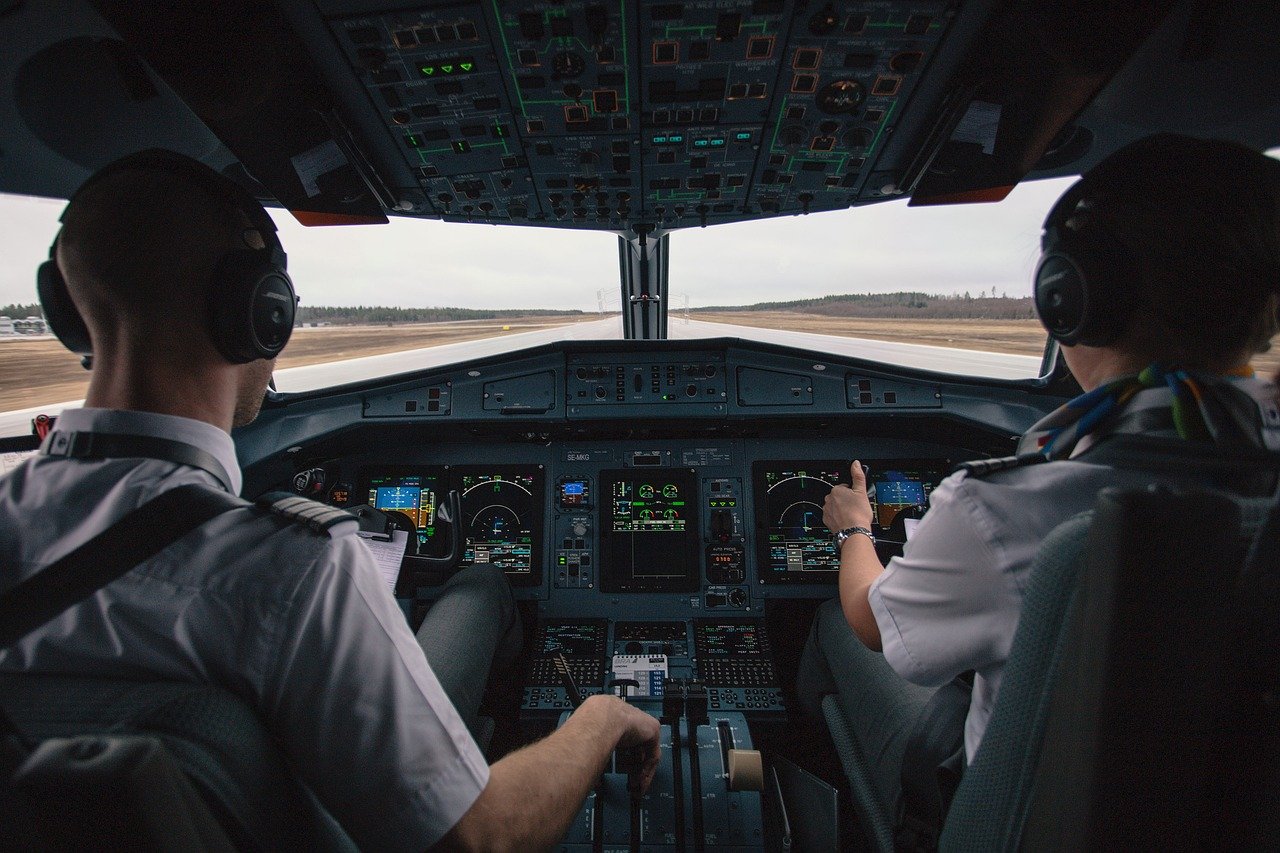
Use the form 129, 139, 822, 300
796, 598, 936, 817
415, 566, 522, 736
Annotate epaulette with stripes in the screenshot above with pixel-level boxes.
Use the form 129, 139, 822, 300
255, 491, 359, 538
953, 453, 1048, 478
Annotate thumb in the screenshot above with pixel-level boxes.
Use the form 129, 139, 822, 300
850, 460, 867, 486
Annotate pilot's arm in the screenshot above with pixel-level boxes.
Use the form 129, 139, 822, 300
257, 532, 659, 851
437, 694, 659, 852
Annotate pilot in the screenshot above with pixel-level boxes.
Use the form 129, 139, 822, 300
798, 134, 1280, 831
0, 151, 659, 850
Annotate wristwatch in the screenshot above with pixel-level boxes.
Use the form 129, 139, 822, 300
834, 525, 875, 551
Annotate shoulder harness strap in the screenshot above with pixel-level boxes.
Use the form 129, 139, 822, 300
255, 491, 358, 538
953, 452, 1049, 479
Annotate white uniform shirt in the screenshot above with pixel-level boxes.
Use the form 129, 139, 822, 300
0, 408, 487, 850
868, 378, 1280, 763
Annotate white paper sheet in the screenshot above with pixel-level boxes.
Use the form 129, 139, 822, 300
358, 529, 410, 592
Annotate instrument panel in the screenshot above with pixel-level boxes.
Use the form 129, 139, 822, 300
266, 342, 1054, 723
347, 441, 950, 605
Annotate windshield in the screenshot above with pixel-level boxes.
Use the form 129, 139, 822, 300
3, 170, 1278, 426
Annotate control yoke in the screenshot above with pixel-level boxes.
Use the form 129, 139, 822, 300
416, 488, 462, 572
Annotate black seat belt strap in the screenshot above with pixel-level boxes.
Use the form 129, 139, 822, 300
0, 484, 245, 650
0, 483, 245, 773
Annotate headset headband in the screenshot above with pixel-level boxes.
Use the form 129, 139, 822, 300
56, 149, 285, 270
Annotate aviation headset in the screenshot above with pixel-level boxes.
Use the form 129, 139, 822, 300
36, 149, 297, 365
1032, 171, 1140, 348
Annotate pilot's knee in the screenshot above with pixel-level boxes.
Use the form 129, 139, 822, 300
442, 565, 517, 619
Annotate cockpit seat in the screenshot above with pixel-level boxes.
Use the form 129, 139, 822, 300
0, 674, 356, 852
942, 484, 1279, 851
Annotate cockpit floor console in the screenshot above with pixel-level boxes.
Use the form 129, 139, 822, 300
560, 682, 766, 850
523, 619, 784, 714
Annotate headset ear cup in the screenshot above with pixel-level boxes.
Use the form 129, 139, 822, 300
36, 257, 94, 357
1034, 251, 1089, 345
1035, 229, 1135, 348
209, 253, 296, 363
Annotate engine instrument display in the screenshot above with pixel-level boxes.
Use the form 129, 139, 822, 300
362, 468, 448, 554
456, 466, 544, 584
600, 468, 699, 593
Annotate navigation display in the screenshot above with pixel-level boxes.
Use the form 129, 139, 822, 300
753, 461, 848, 583
600, 468, 699, 592
753, 460, 948, 583
455, 466, 544, 585
362, 468, 448, 554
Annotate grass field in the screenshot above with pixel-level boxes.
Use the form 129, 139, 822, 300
2, 313, 1277, 413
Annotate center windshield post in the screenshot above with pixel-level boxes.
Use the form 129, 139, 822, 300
617, 229, 669, 340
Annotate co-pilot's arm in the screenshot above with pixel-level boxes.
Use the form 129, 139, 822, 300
823, 460, 884, 651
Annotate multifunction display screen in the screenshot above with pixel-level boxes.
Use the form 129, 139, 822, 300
600, 469, 699, 592
456, 467, 544, 581
870, 469, 935, 535
753, 460, 947, 584
364, 466, 545, 585
753, 461, 849, 583
363, 468, 447, 554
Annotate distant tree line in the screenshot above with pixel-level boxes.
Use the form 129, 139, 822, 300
0, 303, 41, 318
295, 305, 585, 325
691, 291, 1037, 320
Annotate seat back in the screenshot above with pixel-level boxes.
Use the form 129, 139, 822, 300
0, 674, 356, 852
3, 734, 237, 852
1020, 486, 1279, 850
943, 485, 1278, 851
937, 509, 1096, 851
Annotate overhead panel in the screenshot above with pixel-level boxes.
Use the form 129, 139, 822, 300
327, 0, 953, 231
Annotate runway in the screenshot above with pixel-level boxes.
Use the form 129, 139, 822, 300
0, 318, 1038, 437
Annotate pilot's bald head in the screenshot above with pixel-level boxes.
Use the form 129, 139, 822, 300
56, 165, 262, 354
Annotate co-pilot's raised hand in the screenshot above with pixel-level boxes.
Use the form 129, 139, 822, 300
823, 460, 874, 533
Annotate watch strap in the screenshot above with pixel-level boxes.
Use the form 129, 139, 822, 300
835, 525, 875, 550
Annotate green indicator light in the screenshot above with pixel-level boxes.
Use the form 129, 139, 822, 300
441, 64, 455, 74
710, 138, 725, 146
670, 134, 684, 143
653, 135, 667, 144
558, 556, 567, 565
493, 124, 508, 137
735, 131, 752, 141
420, 65, 435, 76
405, 134, 423, 147
460, 62, 474, 72
693, 139, 709, 147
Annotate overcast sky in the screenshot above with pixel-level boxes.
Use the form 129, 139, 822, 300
0, 177, 1075, 312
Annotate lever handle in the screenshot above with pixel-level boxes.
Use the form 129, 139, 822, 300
416, 489, 462, 571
